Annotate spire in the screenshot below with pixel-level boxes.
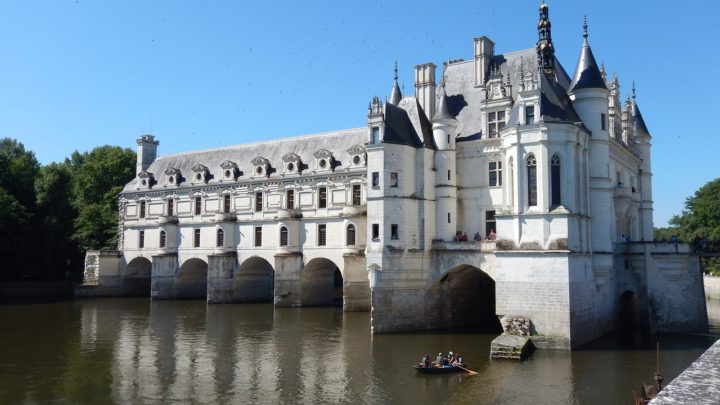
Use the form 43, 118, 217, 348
536, 1, 555, 76
389, 60, 402, 105
631, 82, 650, 137
568, 15, 606, 92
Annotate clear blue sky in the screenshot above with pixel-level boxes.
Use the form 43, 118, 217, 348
0, 0, 717, 226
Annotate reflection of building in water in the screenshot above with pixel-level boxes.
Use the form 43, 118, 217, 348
84, 2, 708, 350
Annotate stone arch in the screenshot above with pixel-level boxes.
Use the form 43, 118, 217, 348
426, 264, 501, 332
236, 256, 275, 303
122, 256, 152, 295
301, 257, 342, 307
618, 290, 639, 328
176, 257, 208, 299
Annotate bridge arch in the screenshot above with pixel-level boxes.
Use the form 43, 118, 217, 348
176, 257, 208, 299
122, 256, 152, 295
618, 290, 639, 329
426, 264, 501, 332
301, 257, 342, 307
236, 256, 275, 303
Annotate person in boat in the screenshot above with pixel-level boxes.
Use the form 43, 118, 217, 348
452, 354, 463, 367
422, 354, 431, 368
436, 353, 443, 367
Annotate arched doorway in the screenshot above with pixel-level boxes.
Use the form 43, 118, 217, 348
236, 256, 274, 302
123, 257, 152, 296
426, 265, 501, 332
176, 258, 208, 299
301, 258, 342, 307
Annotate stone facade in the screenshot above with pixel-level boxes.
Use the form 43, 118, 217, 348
83, 3, 708, 350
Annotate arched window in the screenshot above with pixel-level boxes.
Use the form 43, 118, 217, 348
159, 230, 166, 248
551, 154, 561, 207
527, 154, 537, 207
216, 228, 224, 247
279, 226, 288, 246
346, 224, 356, 246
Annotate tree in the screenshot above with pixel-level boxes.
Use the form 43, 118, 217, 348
0, 187, 31, 280
0, 138, 40, 210
69, 146, 135, 251
670, 177, 720, 275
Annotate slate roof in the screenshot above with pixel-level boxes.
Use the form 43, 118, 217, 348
632, 101, 651, 138
568, 38, 606, 92
121, 128, 367, 193
383, 101, 424, 149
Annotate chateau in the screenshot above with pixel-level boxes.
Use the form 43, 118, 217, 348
82, 3, 708, 349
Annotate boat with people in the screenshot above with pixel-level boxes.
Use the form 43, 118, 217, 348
415, 352, 477, 375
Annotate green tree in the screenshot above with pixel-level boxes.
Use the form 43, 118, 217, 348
68, 146, 135, 251
0, 138, 40, 210
0, 187, 31, 280
653, 226, 680, 242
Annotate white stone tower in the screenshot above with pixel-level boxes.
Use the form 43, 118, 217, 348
432, 82, 458, 241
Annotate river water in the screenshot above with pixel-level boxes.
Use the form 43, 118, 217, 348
1, 298, 718, 405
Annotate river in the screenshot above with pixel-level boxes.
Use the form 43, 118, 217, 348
0, 298, 718, 404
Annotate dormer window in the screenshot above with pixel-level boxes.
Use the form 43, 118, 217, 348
164, 168, 182, 187
346, 145, 366, 168
282, 153, 302, 175
488, 110, 506, 138
220, 160, 239, 182
192, 164, 209, 184
525, 105, 535, 125
251, 156, 270, 178
313, 149, 334, 172
137, 170, 154, 190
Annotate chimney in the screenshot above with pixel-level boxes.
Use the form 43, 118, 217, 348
414, 63, 436, 120
474, 36, 494, 86
136, 134, 159, 175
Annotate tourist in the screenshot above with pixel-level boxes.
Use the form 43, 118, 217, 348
488, 230, 496, 240
422, 354, 431, 368
453, 354, 464, 367
474, 232, 481, 241
460, 232, 468, 241
436, 352, 443, 367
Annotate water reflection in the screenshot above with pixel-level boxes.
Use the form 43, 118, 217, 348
0, 298, 717, 404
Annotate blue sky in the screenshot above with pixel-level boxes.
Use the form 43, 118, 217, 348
0, 0, 717, 226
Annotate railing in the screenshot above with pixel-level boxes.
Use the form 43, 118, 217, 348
431, 240, 496, 252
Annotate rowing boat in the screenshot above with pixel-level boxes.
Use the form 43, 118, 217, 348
414, 364, 466, 374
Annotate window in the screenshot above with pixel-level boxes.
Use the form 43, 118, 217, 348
138, 230, 145, 248
223, 195, 231, 213
447, 134, 450, 145
353, 155, 361, 165
286, 189, 294, 209
525, 105, 535, 124
195, 196, 202, 215
551, 154, 561, 207
346, 224, 356, 246
159, 230, 166, 248
280, 226, 288, 246
255, 192, 263, 212
372, 172, 379, 188
527, 154, 537, 206
448, 212, 451, 224
391, 224, 399, 240
167, 198, 174, 216
448, 170, 451, 181
489, 161, 502, 187
254, 226, 262, 247
194, 228, 200, 248
216, 228, 224, 247
318, 224, 327, 246
352, 185, 361, 206
485, 210, 496, 237
488, 110, 506, 138
140, 201, 146, 218
372, 224, 379, 240
371, 126, 380, 144
390, 173, 398, 187
319, 187, 327, 208
601, 113, 607, 131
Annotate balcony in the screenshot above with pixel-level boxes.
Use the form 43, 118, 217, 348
158, 215, 178, 225
276, 209, 302, 220
431, 240, 496, 252
342, 205, 366, 217
214, 212, 237, 222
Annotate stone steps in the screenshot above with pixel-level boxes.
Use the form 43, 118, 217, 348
490, 333, 534, 360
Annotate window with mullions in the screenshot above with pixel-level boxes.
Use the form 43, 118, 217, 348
223, 195, 231, 213
167, 198, 174, 216
488, 110, 506, 138
346, 224, 356, 246
140, 201, 146, 218
551, 154, 561, 207
352, 185, 361, 206
138, 230, 145, 248
193, 228, 200, 248
488, 161, 502, 187
286, 189, 294, 209
194, 196, 202, 215
318, 224, 327, 246
280, 226, 288, 246
255, 192, 263, 212
527, 154, 538, 206
371, 127, 380, 144
216, 228, 224, 247
525, 105, 535, 124
254, 226, 262, 247
159, 230, 166, 248
319, 187, 327, 208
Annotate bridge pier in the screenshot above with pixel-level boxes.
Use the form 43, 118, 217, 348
207, 252, 237, 303
274, 253, 303, 307
342, 254, 370, 311
150, 253, 179, 299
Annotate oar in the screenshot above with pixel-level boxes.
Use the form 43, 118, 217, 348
455, 364, 479, 376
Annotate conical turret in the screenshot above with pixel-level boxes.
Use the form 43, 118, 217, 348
389, 61, 402, 105
569, 16, 606, 92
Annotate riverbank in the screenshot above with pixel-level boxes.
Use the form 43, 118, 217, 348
0, 281, 74, 300
705, 275, 720, 300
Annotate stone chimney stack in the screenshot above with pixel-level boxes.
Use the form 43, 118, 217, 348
474, 36, 494, 86
414, 63, 436, 120
136, 134, 159, 175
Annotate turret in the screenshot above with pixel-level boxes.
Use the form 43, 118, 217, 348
136, 134, 159, 175
432, 81, 458, 241
632, 84, 654, 240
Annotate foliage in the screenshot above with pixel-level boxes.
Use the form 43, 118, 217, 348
0, 138, 134, 280
653, 227, 680, 242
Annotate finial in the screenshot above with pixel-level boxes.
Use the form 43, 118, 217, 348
394, 60, 398, 82
632, 81, 636, 99
583, 15, 588, 39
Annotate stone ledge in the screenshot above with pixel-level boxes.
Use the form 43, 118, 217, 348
650, 339, 720, 404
